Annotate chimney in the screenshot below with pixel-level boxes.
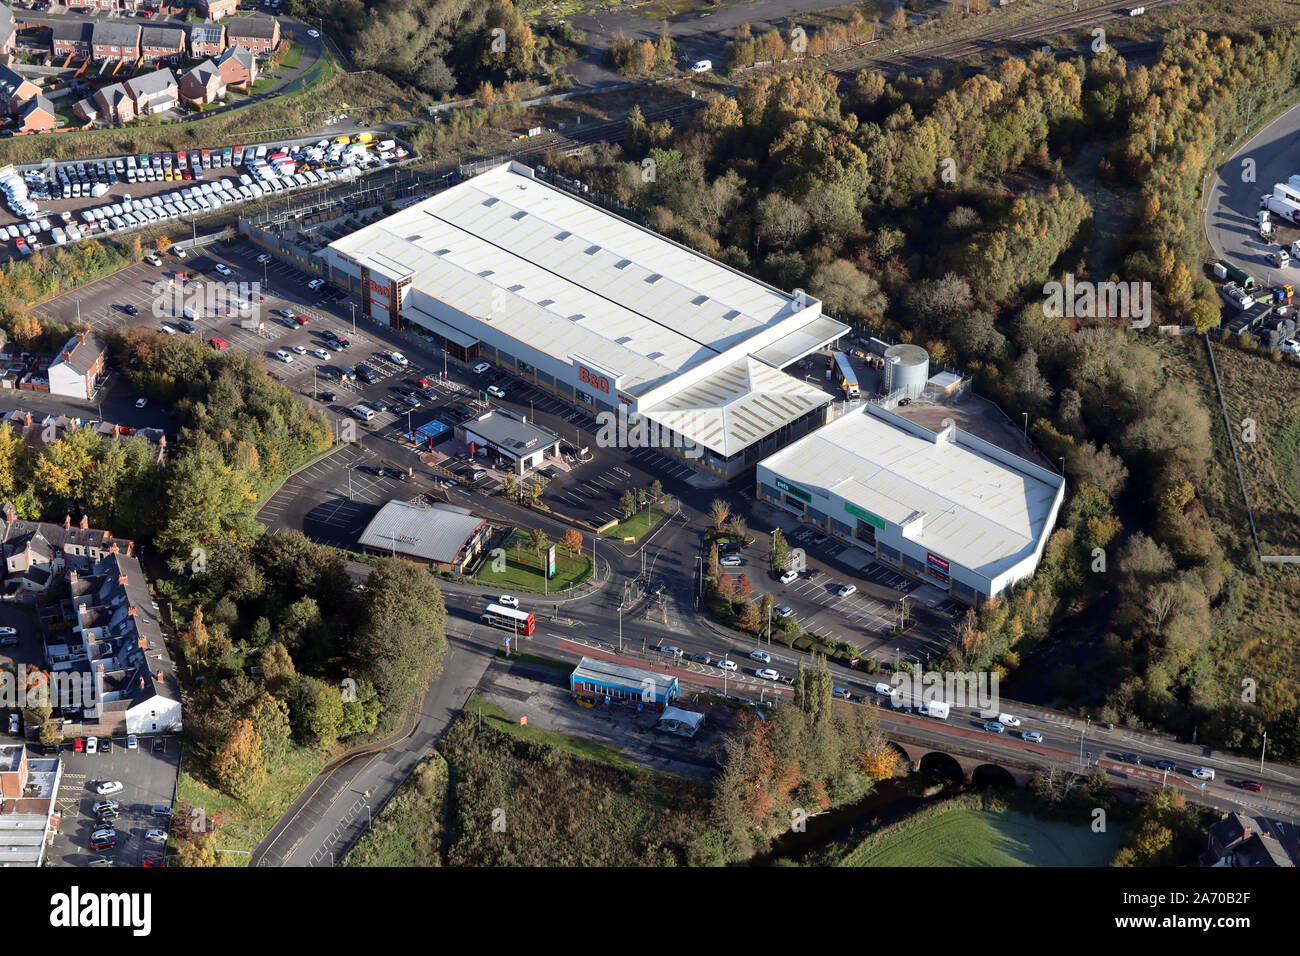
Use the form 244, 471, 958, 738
97, 660, 104, 676
3, 504, 13, 525
69, 570, 77, 585
1244, 825, 1252, 840
64, 514, 70, 529
156, 670, 164, 683
76, 331, 86, 346
127, 606, 137, 618
23, 411, 31, 428
109, 543, 120, 555
139, 676, 145, 690
118, 573, 128, 587
137, 635, 147, 650
62, 349, 72, 364
79, 515, 88, 530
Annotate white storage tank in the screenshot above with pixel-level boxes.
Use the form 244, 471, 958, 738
884, 343, 930, 398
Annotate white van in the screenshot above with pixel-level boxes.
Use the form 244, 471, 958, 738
874, 682, 896, 697
691, 59, 712, 72
351, 404, 375, 422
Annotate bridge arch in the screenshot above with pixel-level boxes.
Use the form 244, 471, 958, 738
971, 763, 1017, 790
918, 751, 964, 784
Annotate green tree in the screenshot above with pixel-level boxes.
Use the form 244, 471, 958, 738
619, 488, 636, 518
286, 675, 345, 749
769, 530, 790, 573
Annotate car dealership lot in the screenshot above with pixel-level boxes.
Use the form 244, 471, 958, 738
47, 736, 179, 868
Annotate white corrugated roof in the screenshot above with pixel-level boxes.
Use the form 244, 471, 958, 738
760, 406, 1060, 579
357, 500, 484, 564
640, 356, 829, 457
328, 163, 805, 395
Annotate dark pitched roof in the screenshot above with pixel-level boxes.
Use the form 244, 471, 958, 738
52, 21, 93, 44
0, 63, 34, 102
227, 15, 276, 40
216, 45, 253, 73
184, 59, 221, 85
141, 25, 185, 49
20, 95, 55, 121
91, 22, 141, 48
51, 332, 107, 376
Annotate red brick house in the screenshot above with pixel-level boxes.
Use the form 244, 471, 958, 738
139, 25, 186, 65
17, 94, 57, 133
91, 22, 141, 62
0, 63, 39, 116
51, 22, 93, 61
179, 59, 224, 105
225, 15, 278, 58
189, 21, 226, 58
79, 81, 134, 124
199, 0, 237, 20
215, 44, 255, 89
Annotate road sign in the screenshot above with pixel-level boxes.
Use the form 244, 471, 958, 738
546, 544, 556, 578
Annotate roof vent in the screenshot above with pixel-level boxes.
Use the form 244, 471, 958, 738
723, 309, 741, 320
554, 231, 571, 241
508, 284, 525, 293
615, 336, 632, 345
646, 273, 662, 284
647, 351, 664, 360
615, 259, 631, 269
434, 248, 450, 256
569, 313, 585, 321
482, 197, 499, 207
585, 245, 600, 255
477, 269, 494, 277
538, 299, 555, 307
692, 295, 709, 306
510, 210, 527, 220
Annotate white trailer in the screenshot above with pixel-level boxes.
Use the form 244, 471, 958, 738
1267, 194, 1300, 225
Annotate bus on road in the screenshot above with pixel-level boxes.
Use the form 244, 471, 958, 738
832, 351, 860, 399
481, 603, 536, 635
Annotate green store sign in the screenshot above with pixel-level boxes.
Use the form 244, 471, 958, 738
775, 477, 811, 503
845, 501, 885, 529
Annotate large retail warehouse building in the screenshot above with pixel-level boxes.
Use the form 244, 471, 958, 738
757, 405, 1065, 606
321, 161, 850, 478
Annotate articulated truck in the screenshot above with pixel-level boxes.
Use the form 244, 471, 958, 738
1266, 194, 1300, 225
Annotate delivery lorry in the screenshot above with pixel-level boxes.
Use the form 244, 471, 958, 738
917, 700, 950, 720
1267, 194, 1300, 225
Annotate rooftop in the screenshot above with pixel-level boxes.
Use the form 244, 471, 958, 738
327, 162, 822, 397
461, 409, 560, 457
758, 404, 1063, 581
356, 500, 486, 564
227, 15, 277, 39
571, 656, 676, 695
91, 21, 140, 47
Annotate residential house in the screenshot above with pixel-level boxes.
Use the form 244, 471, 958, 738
124, 67, 177, 116
0, 63, 38, 116
2, 408, 167, 462
139, 25, 186, 66
199, 0, 237, 20
90, 22, 141, 63
0, 3, 16, 58
225, 15, 278, 58
17, 95, 57, 134
188, 21, 226, 58
180, 59, 224, 105
46, 331, 107, 399
0, 507, 183, 738
51, 22, 93, 62
1, 508, 134, 598
1200, 813, 1294, 867
215, 44, 255, 90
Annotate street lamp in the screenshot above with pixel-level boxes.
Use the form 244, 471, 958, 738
1021, 412, 1028, 440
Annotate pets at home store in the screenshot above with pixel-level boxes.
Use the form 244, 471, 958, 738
756, 473, 983, 605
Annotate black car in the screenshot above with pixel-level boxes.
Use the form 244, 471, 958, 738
689, 652, 711, 664
122, 304, 139, 315
1152, 759, 1176, 771
318, 391, 337, 403
1118, 753, 1141, 765
176, 321, 195, 334
101, 738, 113, 753
366, 400, 389, 414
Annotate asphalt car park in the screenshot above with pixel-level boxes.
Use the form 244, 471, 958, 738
48, 735, 179, 867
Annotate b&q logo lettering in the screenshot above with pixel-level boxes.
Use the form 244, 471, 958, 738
579, 367, 610, 393
368, 279, 390, 299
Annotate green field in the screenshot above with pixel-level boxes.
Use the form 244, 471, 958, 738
600, 500, 669, 541
840, 807, 1123, 867
473, 530, 591, 593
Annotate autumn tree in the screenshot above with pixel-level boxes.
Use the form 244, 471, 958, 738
560, 528, 584, 558
708, 498, 731, 529
211, 718, 265, 799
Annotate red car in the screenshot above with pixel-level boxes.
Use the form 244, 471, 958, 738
142, 857, 164, 867
73, 738, 84, 753
293, 315, 308, 326
1241, 780, 1264, 792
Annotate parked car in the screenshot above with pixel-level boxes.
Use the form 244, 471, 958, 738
720, 555, 743, 567
126, 735, 137, 750
836, 584, 857, 597
92, 800, 120, 816
776, 606, 794, 618
86, 736, 98, 754
314, 348, 330, 360
90, 830, 116, 850
95, 780, 123, 795
213, 263, 232, 277
274, 349, 293, 363
144, 828, 168, 844
779, 569, 799, 584
472, 362, 491, 374
390, 352, 409, 366
486, 385, 506, 399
